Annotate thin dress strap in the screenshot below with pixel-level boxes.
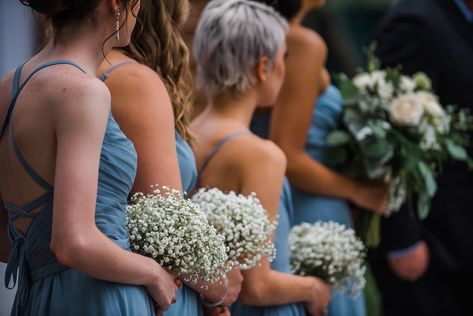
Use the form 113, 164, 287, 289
0, 60, 86, 192
198, 131, 249, 176
99, 61, 136, 81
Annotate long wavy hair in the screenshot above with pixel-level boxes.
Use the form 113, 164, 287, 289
123, 0, 194, 142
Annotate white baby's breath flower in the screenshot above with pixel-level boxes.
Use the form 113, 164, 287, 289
389, 94, 425, 126
192, 188, 276, 270
127, 186, 228, 284
290, 222, 366, 297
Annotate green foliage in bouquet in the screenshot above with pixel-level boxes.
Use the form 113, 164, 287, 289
325, 47, 473, 246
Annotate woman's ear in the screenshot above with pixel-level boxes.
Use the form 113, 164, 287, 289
106, 0, 120, 12
255, 56, 269, 83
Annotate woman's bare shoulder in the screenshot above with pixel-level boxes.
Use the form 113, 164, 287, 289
226, 134, 287, 173
288, 25, 327, 59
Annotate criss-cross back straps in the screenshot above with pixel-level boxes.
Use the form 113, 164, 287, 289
1, 60, 86, 194
197, 131, 249, 177
2, 60, 86, 311
99, 61, 136, 81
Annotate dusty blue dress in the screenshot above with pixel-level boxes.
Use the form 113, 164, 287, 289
2, 61, 154, 316
291, 85, 366, 316
198, 133, 304, 316
164, 132, 203, 316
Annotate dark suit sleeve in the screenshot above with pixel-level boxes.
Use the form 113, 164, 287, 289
374, 10, 438, 254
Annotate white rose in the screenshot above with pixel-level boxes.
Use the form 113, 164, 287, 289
400, 76, 416, 93
389, 94, 425, 126
416, 91, 445, 118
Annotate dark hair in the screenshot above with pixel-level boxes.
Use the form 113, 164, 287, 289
21, 0, 137, 28
123, 0, 195, 142
251, 0, 302, 21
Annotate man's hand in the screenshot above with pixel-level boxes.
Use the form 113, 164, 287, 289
388, 241, 430, 281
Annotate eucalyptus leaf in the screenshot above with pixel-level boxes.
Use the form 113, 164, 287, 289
417, 193, 431, 220
327, 131, 352, 146
339, 80, 360, 105
417, 161, 437, 197
446, 139, 468, 161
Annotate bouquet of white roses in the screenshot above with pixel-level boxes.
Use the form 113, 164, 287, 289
289, 221, 366, 297
325, 48, 473, 246
127, 186, 229, 284
191, 188, 276, 270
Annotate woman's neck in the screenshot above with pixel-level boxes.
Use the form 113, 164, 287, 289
205, 91, 259, 129
38, 24, 115, 75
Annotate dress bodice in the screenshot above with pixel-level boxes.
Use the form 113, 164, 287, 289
175, 132, 197, 193
305, 85, 343, 162
271, 177, 296, 273
94, 113, 138, 246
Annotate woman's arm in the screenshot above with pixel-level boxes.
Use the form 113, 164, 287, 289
235, 139, 330, 311
270, 27, 386, 213
50, 77, 177, 310
104, 62, 183, 193
103, 61, 228, 301
0, 200, 10, 263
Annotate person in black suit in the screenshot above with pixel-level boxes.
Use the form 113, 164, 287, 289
369, 0, 473, 315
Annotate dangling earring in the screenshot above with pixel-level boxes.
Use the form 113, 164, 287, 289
115, 7, 121, 41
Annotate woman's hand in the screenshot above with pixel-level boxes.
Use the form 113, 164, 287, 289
351, 181, 388, 214
304, 277, 331, 316
222, 267, 243, 306
146, 265, 179, 312
203, 306, 231, 316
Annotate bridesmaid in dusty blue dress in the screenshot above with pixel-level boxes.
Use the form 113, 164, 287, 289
192, 1, 331, 315
0, 1, 184, 314
98, 1, 234, 313
2, 61, 155, 316
251, 1, 387, 315
291, 86, 366, 316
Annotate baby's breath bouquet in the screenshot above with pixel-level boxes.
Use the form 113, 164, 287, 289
191, 188, 276, 270
325, 48, 473, 247
289, 221, 366, 297
127, 186, 229, 284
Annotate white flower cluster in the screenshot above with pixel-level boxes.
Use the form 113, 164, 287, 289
289, 221, 366, 297
192, 188, 276, 270
354, 70, 450, 151
385, 176, 407, 216
127, 186, 228, 284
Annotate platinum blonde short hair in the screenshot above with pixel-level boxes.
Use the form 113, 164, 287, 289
193, 0, 288, 97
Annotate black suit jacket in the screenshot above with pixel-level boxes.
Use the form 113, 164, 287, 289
369, 1, 473, 315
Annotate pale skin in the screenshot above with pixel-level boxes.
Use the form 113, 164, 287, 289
192, 43, 331, 316
268, 0, 388, 214
98, 50, 242, 306
0, 0, 179, 312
